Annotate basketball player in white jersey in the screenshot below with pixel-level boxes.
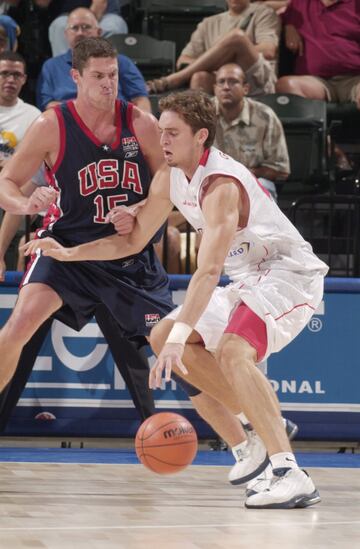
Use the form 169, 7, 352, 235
23, 90, 328, 509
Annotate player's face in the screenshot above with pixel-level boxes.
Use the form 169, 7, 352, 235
159, 111, 206, 172
0, 60, 26, 106
74, 57, 118, 109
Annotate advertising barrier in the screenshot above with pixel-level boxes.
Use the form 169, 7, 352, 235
0, 273, 359, 439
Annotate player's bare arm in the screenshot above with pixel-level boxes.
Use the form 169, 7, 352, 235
131, 106, 166, 175
23, 167, 174, 261
149, 175, 241, 388
0, 111, 59, 215
175, 176, 241, 327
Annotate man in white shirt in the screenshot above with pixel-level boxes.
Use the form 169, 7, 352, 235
0, 50, 42, 277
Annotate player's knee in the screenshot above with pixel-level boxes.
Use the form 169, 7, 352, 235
2, 309, 35, 343
215, 336, 256, 373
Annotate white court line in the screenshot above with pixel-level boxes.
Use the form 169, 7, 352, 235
0, 521, 359, 532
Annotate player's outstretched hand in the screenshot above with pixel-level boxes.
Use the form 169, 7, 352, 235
149, 342, 188, 389
21, 237, 72, 261
26, 187, 58, 215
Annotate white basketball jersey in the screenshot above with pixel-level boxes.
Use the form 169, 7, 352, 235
169, 147, 328, 283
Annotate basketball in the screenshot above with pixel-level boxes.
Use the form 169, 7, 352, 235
135, 412, 198, 474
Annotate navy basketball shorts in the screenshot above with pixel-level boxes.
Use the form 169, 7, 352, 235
22, 246, 174, 339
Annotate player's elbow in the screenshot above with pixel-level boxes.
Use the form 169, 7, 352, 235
200, 263, 222, 285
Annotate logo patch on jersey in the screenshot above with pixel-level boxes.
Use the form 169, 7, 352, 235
125, 151, 138, 159
228, 242, 250, 258
122, 136, 139, 153
145, 313, 161, 327
182, 199, 197, 207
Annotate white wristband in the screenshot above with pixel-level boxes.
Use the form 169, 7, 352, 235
166, 322, 193, 346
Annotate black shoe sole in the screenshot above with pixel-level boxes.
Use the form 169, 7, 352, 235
286, 419, 299, 441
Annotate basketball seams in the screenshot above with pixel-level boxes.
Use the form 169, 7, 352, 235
135, 439, 197, 450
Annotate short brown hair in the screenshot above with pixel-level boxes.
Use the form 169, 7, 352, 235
159, 90, 216, 148
0, 51, 26, 72
72, 37, 117, 74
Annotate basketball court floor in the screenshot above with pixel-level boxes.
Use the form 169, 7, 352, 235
0, 444, 359, 548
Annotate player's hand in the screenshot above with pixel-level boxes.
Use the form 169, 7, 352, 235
21, 237, 69, 260
106, 205, 137, 235
106, 200, 146, 235
149, 342, 188, 389
26, 187, 58, 215
0, 256, 6, 282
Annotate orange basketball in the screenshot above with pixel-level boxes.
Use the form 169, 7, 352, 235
135, 412, 198, 474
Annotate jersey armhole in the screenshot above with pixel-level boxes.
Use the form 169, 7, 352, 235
126, 101, 151, 171
50, 105, 66, 174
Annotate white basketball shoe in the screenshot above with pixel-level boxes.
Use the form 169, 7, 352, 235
245, 463, 273, 496
228, 430, 269, 485
244, 419, 299, 495
245, 468, 321, 509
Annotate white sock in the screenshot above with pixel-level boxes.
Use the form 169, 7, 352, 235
231, 440, 248, 461
270, 452, 298, 471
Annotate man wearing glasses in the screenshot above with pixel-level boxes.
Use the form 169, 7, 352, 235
37, 7, 150, 112
214, 63, 290, 201
48, 0, 128, 57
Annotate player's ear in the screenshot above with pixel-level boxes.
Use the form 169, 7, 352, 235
70, 68, 80, 84
197, 128, 209, 147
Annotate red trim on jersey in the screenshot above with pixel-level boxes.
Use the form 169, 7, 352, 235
111, 99, 122, 150
67, 100, 122, 150
199, 148, 210, 166
225, 303, 267, 361
52, 106, 66, 173
126, 101, 135, 134
268, 303, 316, 322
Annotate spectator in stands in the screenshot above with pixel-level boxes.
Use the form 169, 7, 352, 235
0, 14, 19, 51
0, 51, 42, 277
276, 0, 360, 109
37, 7, 151, 112
147, 0, 280, 97
0, 25, 7, 52
252, 1, 289, 15
214, 63, 289, 200
47, 0, 128, 56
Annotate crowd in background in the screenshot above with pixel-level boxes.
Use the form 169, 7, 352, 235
0, 0, 359, 274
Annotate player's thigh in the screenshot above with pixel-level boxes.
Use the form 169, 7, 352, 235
5, 283, 62, 338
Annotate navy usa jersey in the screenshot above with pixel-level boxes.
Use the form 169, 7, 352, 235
22, 99, 175, 338
44, 99, 153, 245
